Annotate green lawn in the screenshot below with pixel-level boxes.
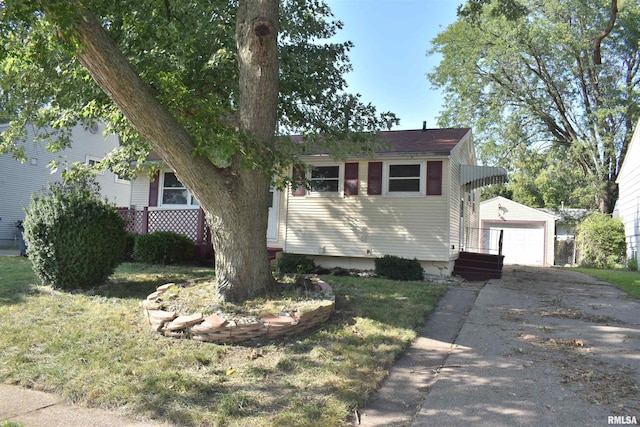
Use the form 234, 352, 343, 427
0, 257, 446, 426
574, 267, 640, 299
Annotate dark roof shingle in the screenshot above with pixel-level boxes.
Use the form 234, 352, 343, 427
373, 128, 470, 154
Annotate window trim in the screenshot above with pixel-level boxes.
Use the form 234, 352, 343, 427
306, 163, 344, 197
159, 171, 199, 208
383, 161, 426, 196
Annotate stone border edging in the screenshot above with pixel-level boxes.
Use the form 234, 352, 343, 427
141, 279, 335, 343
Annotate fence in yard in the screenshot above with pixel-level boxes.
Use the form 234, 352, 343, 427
117, 207, 212, 259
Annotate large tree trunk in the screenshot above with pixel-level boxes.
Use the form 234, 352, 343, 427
208, 168, 275, 302
54, 1, 280, 302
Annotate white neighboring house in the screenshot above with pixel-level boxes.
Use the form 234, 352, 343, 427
0, 122, 131, 248
616, 118, 640, 263
479, 196, 556, 266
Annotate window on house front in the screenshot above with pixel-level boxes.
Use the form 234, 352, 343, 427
310, 165, 340, 194
387, 163, 423, 194
161, 172, 199, 206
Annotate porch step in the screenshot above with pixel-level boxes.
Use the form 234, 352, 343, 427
453, 251, 504, 281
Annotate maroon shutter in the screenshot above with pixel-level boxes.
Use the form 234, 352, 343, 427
344, 162, 359, 195
427, 161, 443, 196
291, 164, 306, 196
367, 162, 383, 195
148, 171, 160, 206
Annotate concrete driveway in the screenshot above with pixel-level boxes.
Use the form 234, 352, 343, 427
359, 265, 639, 426
414, 266, 640, 426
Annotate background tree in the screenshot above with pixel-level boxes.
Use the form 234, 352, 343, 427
0, 1, 396, 302
428, 0, 640, 212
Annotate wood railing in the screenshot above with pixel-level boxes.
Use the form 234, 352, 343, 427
117, 207, 211, 247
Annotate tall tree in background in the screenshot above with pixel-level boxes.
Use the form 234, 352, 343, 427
0, 1, 396, 301
428, 0, 640, 212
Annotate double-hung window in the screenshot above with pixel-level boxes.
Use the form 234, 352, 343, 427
161, 172, 199, 207
385, 162, 425, 195
309, 165, 341, 195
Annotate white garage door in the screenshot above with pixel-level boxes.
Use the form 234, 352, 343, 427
490, 223, 545, 265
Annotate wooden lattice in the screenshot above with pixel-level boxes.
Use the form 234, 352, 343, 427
117, 208, 211, 245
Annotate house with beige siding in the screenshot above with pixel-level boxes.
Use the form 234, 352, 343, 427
616, 118, 640, 264
128, 127, 507, 276
0, 123, 131, 248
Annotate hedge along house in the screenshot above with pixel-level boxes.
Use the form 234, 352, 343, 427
0, 122, 132, 248
127, 126, 508, 276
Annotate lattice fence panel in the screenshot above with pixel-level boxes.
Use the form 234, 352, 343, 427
118, 208, 211, 244
117, 208, 145, 234
148, 209, 199, 240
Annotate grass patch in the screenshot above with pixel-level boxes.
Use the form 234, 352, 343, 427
574, 267, 640, 299
0, 259, 446, 426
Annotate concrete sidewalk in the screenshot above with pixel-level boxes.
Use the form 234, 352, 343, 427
0, 385, 170, 427
357, 284, 481, 426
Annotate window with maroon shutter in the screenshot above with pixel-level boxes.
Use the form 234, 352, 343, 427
368, 162, 382, 195
161, 172, 199, 206
291, 164, 306, 196
344, 162, 359, 195
387, 164, 422, 193
427, 161, 443, 196
148, 171, 160, 206
310, 166, 340, 193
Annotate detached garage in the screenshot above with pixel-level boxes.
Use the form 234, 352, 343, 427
479, 197, 556, 266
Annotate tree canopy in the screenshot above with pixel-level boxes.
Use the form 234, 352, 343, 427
0, 0, 397, 301
428, 0, 640, 212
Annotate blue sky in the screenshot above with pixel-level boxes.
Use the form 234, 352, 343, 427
325, 0, 461, 130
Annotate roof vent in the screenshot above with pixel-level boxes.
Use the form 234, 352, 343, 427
422, 121, 427, 131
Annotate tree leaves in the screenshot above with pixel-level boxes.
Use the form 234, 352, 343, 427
429, 0, 640, 212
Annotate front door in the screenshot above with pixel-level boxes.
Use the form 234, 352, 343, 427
267, 188, 279, 240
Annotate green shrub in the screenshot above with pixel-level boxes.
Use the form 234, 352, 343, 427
375, 255, 424, 281
123, 232, 137, 261
277, 253, 316, 274
133, 231, 195, 265
23, 178, 126, 290
576, 212, 626, 269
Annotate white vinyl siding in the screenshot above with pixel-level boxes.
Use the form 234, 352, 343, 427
448, 132, 477, 256
285, 159, 451, 262
130, 174, 151, 208
616, 119, 640, 260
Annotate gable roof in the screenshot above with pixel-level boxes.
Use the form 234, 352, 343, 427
291, 128, 471, 156
145, 128, 473, 162
371, 128, 471, 154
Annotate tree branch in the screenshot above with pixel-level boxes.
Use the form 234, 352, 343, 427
593, 0, 617, 65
